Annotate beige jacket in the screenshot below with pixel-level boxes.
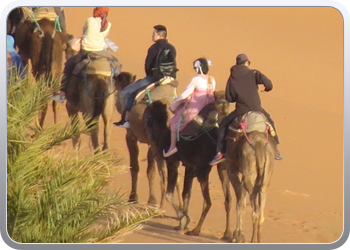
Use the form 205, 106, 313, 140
81, 17, 111, 52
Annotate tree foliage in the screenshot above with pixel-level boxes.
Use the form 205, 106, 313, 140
7, 73, 162, 243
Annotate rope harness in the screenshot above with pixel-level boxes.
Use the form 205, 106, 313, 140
30, 11, 61, 38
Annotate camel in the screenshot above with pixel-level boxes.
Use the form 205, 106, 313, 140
65, 54, 121, 152
15, 16, 68, 128
143, 91, 234, 239
224, 112, 277, 243
114, 72, 182, 209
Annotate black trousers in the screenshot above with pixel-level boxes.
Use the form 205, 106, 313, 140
216, 109, 280, 153
60, 50, 88, 93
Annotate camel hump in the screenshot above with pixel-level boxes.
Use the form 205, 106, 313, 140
229, 111, 276, 136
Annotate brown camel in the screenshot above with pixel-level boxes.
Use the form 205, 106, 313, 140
65, 57, 120, 152
15, 17, 68, 128
114, 72, 182, 209
143, 91, 235, 239
225, 112, 277, 243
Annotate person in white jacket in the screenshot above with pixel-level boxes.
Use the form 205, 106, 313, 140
51, 7, 111, 103
163, 58, 216, 157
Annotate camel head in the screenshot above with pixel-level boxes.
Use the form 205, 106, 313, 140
113, 71, 137, 114
144, 99, 170, 129
114, 71, 136, 92
143, 99, 173, 153
214, 90, 230, 123
65, 34, 79, 60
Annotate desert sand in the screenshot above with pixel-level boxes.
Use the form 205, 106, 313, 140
43, 7, 343, 244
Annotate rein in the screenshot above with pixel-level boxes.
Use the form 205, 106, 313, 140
178, 125, 216, 143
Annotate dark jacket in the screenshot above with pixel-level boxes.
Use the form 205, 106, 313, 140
225, 64, 273, 115
144, 39, 177, 78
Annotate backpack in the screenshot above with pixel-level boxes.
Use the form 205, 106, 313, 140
152, 46, 177, 80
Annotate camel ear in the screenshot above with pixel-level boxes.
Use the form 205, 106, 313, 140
132, 75, 137, 82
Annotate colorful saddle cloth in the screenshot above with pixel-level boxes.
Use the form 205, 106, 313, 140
72, 51, 122, 77
228, 111, 276, 137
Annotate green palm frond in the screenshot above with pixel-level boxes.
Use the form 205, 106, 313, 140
7, 71, 162, 243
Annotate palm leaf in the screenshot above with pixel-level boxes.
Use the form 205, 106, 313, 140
7, 71, 162, 243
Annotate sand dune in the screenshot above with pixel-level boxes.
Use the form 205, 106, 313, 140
44, 6, 344, 244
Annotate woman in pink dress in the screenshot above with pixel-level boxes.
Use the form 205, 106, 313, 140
163, 57, 216, 157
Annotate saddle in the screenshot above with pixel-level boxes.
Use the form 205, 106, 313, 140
134, 77, 179, 106
72, 51, 122, 77
228, 111, 276, 141
34, 7, 57, 21
179, 102, 219, 138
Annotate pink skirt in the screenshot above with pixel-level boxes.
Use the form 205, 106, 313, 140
170, 90, 214, 132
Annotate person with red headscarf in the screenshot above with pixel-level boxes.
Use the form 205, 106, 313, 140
51, 7, 114, 103
82, 7, 111, 51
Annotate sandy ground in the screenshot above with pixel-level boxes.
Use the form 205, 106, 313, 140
42, 7, 343, 244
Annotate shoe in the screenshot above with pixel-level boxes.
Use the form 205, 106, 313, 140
163, 147, 178, 157
51, 94, 66, 103
113, 120, 130, 129
275, 150, 283, 160
113, 120, 125, 126
209, 152, 226, 166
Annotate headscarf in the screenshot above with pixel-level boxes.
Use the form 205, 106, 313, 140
93, 7, 109, 32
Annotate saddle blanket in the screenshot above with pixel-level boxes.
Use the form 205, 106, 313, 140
72, 52, 122, 77
229, 111, 276, 136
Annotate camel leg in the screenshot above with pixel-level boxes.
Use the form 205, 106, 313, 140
90, 119, 100, 153
52, 100, 58, 124
239, 155, 259, 243
229, 169, 247, 243
241, 166, 260, 243
165, 158, 183, 219
66, 101, 81, 150
146, 146, 157, 206
251, 160, 273, 243
175, 174, 183, 211
126, 131, 139, 203
101, 108, 111, 151
176, 166, 195, 231
249, 188, 259, 243
185, 166, 212, 236
39, 103, 48, 129
256, 187, 269, 243
153, 150, 167, 208
217, 162, 232, 241
101, 95, 114, 150
83, 113, 100, 153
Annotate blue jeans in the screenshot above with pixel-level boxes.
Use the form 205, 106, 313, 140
124, 75, 154, 111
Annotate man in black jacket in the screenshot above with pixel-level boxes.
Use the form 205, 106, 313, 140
209, 53, 282, 165
114, 24, 177, 128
